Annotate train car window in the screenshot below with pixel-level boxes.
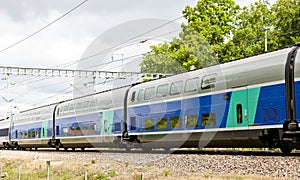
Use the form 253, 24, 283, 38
144, 87, 155, 100
202, 113, 216, 127
144, 119, 154, 130
237, 104, 243, 124
70, 127, 75, 135
90, 100, 97, 109
36, 129, 40, 138
82, 125, 88, 134
69, 104, 75, 112
63, 127, 68, 136
90, 124, 96, 134
185, 115, 198, 128
170, 81, 183, 95
0, 128, 8, 136
157, 118, 168, 130
170, 116, 182, 129
157, 84, 168, 98
76, 102, 83, 110
201, 74, 216, 90
185, 78, 199, 93
131, 91, 136, 102
137, 89, 144, 102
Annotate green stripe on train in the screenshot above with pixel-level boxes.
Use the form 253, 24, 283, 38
100, 110, 114, 135
226, 87, 260, 128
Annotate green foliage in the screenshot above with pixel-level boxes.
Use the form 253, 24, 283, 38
140, 26, 216, 73
163, 169, 171, 177
91, 159, 96, 164
140, 0, 300, 72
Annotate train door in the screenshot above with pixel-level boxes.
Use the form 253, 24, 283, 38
226, 87, 249, 128
100, 110, 114, 135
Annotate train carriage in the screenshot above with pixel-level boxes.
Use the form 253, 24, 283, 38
10, 104, 56, 149
124, 45, 300, 152
0, 118, 11, 148
2, 44, 300, 154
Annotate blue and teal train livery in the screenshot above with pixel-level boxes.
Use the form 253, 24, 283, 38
1, 44, 300, 154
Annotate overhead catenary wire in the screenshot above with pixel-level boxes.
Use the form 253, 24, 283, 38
0, 0, 89, 54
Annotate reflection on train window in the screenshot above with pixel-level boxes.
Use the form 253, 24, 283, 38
63, 127, 69, 136
137, 89, 144, 101
185, 78, 199, 92
237, 104, 243, 124
131, 91, 136, 102
170, 81, 183, 95
90, 124, 96, 134
82, 125, 88, 134
70, 127, 75, 135
144, 87, 155, 100
157, 118, 168, 130
76, 127, 81, 135
36, 129, 40, 138
201, 74, 216, 89
157, 84, 168, 98
170, 116, 182, 129
144, 119, 154, 130
186, 115, 198, 128
202, 113, 216, 127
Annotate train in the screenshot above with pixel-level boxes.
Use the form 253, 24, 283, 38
0, 43, 300, 154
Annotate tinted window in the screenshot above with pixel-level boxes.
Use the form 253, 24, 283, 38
185, 115, 198, 128
185, 78, 199, 92
170, 81, 183, 95
144, 87, 155, 100
170, 116, 182, 129
202, 113, 216, 127
144, 119, 154, 130
137, 89, 144, 101
157, 118, 168, 130
201, 74, 216, 89
157, 84, 168, 98
131, 91, 136, 102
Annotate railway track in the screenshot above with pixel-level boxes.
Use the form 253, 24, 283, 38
4, 147, 300, 156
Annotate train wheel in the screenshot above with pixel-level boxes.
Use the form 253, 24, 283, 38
72, 148, 75, 151
64, 148, 68, 151
81, 148, 85, 151
280, 145, 293, 154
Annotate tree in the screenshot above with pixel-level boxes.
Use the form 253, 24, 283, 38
272, 0, 300, 47
182, 0, 240, 62
224, 0, 276, 61
140, 0, 239, 73
140, 0, 300, 73
140, 27, 216, 73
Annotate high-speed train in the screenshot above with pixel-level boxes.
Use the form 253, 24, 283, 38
1, 44, 300, 154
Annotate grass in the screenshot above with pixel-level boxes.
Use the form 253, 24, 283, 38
0, 157, 295, 180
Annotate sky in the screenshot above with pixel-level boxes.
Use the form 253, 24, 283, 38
0, 0, 276, 116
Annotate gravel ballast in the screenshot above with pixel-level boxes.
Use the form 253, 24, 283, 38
0, 150, 299, 179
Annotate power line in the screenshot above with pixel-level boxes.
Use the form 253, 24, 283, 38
53, 16, 184, 70
0, 0, 89, 54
